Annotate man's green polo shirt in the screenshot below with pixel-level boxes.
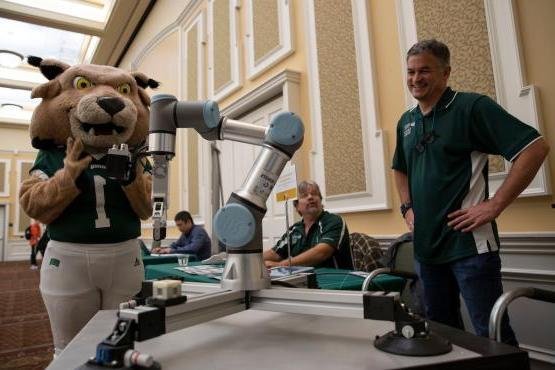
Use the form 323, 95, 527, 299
272, 210, 353, 269
392, 87, 541, 264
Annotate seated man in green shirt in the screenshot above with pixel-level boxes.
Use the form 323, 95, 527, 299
263, 180, 353, 269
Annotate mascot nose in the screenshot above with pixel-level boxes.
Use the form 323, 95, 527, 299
97, 96, 125, 116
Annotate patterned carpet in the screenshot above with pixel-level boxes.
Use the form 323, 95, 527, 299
0, 261, 53, 370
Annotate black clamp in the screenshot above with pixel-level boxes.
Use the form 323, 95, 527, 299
363, 291, 452, 356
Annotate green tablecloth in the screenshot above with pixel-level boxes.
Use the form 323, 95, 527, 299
315, 268, 403, 291
144, 263, 405, 292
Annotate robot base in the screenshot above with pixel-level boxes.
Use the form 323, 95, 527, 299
221, 252, 270, 291
374, 331, 452, 356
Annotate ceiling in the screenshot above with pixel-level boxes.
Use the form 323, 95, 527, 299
0, 0, 154, 126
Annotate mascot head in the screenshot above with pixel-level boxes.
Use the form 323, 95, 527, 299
28, 56, 158, 152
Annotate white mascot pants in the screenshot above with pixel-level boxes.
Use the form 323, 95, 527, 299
40, 239, 144, 355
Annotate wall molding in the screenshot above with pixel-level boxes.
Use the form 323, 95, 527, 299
183, 12, 206, 101
0, 158, 10, 197
0, 203, 8, 261
132, 28, 179, 70
0, 149, 37, 154
395, 0, 417, 109
372, 233, 555, 283
5, 240, 28, 261
207, 0, 242, 101
501, 268, 555, 284
129, 0, 212, 230
180, 11, 212, 228
395, 0, 551, 198
483, 0, 551, 197
131, 0, 202, 70
372, 232, 555, 245
221, 69, 300, 118
304, 0, 390, 214
14, 159, 33, 236
244, 0, 294, 80
519, 344, 555, 365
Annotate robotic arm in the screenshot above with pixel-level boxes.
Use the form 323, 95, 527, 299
148, 94, 221, 243
148, 94, 304, 290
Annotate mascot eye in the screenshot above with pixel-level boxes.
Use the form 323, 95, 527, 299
117, 83, 131, 95
73, 76, 93, 90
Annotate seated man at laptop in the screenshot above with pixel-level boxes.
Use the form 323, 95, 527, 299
263, 180, 353, 269
152, 211, 212, 260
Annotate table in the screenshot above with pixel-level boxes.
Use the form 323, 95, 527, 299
47, 309, 528, 370
142, 254, 196, 266
144, 263, 405, 291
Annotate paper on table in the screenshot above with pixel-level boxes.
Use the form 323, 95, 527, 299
270, 266, 314, 278
176, 265, 224, 276
150, 253, 189, 257
201, 252, 227, 264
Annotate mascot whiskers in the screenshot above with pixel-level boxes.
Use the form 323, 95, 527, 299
19, 57, 158, 355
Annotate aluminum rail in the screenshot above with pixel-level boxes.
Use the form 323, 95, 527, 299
361, 267, 391, 291
489, 287, 555, 342
249, 287, 367, 319
164, 289, 246, 332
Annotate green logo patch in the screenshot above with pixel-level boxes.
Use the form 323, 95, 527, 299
49, 258, 60, 267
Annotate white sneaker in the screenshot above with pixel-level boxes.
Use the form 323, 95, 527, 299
30, 265, 38, 270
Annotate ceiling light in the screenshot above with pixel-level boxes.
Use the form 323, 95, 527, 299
1, 103, 24, 113
0, 50, 24, 68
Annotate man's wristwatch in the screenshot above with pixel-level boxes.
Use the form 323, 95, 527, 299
400, 201, 412, 218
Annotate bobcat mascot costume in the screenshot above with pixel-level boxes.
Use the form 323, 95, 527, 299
19, 57, 158, 354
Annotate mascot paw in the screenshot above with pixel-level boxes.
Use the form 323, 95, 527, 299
63, 138, 92, 183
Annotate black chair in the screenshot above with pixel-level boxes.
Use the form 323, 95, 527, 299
489, 287, 555, 342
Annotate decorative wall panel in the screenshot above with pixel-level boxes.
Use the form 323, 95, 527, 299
184, 15, 204, 215
314, 0, 365, 196
414, 0, 505, 174
188, 130, 199, 215
246, 0, 293, 79
253, 0, 280, 62
0, 161, 6, 194
214, 0, 231, 90
209, 0, 240, 100
187, 25, 199, 101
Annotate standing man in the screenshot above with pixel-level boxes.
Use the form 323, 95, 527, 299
263, 180, 353, 269
152, 210, 212, 261
392, 39, 549, 344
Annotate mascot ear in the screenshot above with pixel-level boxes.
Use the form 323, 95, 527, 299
31, 80, 62, 99
131, 71, 158, 107
27, 56, 70, 81
131, 72, 160, 89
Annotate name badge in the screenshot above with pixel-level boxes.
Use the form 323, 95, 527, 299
403, 122, 415, 137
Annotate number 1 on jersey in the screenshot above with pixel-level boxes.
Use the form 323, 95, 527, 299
93, 176, 111, 228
